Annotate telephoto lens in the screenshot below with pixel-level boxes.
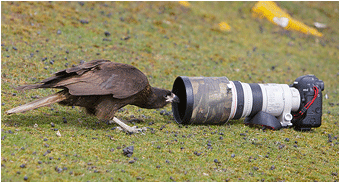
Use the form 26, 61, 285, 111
171, 76, 307, 130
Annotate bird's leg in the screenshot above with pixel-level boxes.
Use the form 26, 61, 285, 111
110, 117, 146, 134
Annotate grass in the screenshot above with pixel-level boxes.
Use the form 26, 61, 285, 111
1, 1, 339, 182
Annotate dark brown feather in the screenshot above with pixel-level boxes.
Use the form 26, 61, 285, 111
8, 60, 172, 120
20, 60, 149, 99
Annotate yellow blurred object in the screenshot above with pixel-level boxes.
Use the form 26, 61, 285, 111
218, 22, 231, 31
179, 1, 191, 8
252, 1, 323, 37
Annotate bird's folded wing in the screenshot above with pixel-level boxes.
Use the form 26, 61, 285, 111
40, 60, 149, 99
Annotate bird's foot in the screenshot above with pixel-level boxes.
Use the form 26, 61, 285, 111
116, 126, 147, 134
111, 117, 147, 134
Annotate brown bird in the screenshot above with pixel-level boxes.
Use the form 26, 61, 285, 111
6, 60, 179, 133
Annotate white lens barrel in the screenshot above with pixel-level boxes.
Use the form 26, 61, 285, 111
229, 81, 300, 126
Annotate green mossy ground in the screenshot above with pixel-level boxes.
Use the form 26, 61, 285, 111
1, 1, 338, 182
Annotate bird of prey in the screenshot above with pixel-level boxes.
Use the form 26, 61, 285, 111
6, 60, 179, 133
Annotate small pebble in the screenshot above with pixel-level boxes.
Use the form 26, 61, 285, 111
20, 164, 26, 168
13, 46, 18, 51
123, 146, 134, 157
214, 159, 219, 163
102, 38, 111, 41
38, 161, 42, 164
80, 20, 89, 24
110, 148, 115, 152
285, 138, 290, 142
24, 176, 28, 181
156, 165, 161, 168
231, 154, 235, 158
270, 165, 275, 170
128, 160, 135, 164
56, 167, 62, 173
104, 31, 111, 36
50, 122, 55, 127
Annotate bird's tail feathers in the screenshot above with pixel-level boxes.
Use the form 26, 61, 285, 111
5, 91, 67, 114
16, 84, 44, 91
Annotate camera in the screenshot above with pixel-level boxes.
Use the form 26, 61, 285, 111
290, 75, 324, 130
171, 74, 324, 130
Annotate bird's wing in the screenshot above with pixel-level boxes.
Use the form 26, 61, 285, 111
40, 60, 149, 99
41, 60, 111, 83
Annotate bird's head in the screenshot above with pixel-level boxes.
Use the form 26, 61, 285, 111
164, 92, 180, 103
143, 87, 179, 109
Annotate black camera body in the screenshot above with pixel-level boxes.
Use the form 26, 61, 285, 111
291, 75, 324, 130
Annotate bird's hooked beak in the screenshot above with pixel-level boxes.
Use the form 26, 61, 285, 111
165, 93, 180, 103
